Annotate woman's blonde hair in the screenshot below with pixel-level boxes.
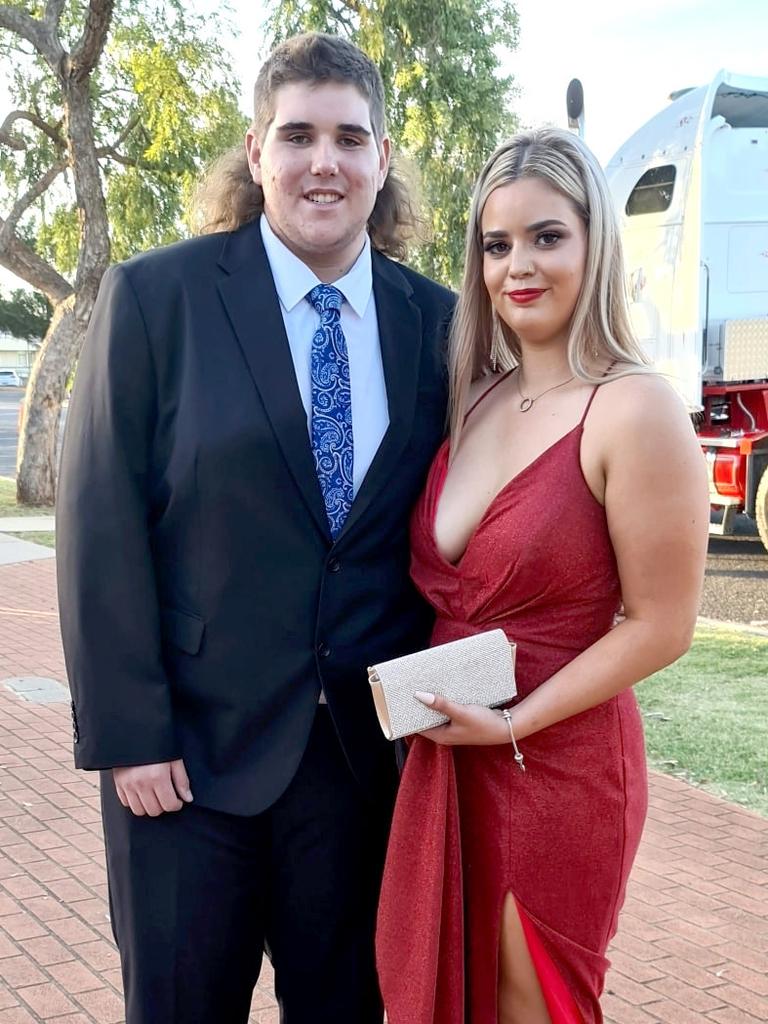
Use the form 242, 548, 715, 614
190, 32, 421, 260
448, 127, 651, 442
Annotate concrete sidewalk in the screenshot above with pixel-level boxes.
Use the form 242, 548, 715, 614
0, 520, 55, 533
0, 534, 54, 568
0, 518, 56, 570
0, 518, 55, 573
0, 559, 766, 1023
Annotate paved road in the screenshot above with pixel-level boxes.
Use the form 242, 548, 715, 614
0, 388, 24, 477
700, 528, 768, 628
2, 390, 767, 623
0, 388, 67, 479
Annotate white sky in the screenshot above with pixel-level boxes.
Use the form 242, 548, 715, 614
507, 0, 768, 163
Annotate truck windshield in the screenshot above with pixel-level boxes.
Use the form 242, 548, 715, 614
711, 85, 768, 128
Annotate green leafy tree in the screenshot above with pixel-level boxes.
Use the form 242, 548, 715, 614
0, 287, 51, 338
0, 1, 246, 503
265, 0, 519, 286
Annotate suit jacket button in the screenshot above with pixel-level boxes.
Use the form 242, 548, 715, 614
327, 558, 341, 573
317, 642, 331, 658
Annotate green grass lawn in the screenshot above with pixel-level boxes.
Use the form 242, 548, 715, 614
0, 475, 55, 518
0, 476, 56, 548
5, 531, 55, 548
638, 624, 768, 817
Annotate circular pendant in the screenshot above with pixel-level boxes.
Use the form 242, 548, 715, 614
519, 397, 534, 413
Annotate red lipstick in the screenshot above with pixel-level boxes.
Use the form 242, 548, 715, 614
506, 289, 545, 304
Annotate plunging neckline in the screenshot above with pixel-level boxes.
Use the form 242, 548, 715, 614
432, 425, 582, 569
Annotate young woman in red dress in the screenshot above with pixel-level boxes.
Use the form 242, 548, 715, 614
376, 128, 709, 1024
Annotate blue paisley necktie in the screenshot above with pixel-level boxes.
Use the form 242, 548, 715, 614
307, 284, 354, 538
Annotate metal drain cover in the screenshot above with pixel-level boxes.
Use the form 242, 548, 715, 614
3, 676, 69, 703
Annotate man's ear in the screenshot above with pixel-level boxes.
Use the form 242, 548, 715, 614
378, 135, 391, 191
245, 129, 262, 185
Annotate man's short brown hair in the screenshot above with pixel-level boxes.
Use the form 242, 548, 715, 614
252, 32, 387, 143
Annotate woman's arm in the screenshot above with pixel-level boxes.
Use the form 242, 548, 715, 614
418, 374, 710, 746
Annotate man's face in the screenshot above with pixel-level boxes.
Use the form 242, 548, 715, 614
246, 80, 391, 277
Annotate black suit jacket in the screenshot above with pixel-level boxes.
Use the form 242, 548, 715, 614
57, 220, 454, 815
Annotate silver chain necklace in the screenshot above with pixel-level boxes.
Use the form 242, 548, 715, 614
515, 368, 575, 413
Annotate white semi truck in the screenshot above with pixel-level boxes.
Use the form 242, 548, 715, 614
571, 71, 768, 550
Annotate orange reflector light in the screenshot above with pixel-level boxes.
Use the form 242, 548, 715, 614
712, 452, 742, 497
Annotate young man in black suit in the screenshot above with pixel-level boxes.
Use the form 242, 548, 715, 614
57, 31, 454, 1024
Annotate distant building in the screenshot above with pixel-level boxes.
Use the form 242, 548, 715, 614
0, 332, 40, 381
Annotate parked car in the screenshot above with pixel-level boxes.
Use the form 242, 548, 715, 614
0, 370, 22, 387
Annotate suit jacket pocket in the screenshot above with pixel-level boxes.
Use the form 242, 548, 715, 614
160, 607, 205, 656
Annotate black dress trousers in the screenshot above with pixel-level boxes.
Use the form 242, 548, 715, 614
101, 708, 394, 1024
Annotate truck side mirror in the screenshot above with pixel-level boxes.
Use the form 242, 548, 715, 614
567, 79, 585, 138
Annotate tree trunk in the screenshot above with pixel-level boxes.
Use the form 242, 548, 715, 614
15, 69, 110, 506
16, 297, 83, 505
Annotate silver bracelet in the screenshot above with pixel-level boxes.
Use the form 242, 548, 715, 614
502, 709, 525, 772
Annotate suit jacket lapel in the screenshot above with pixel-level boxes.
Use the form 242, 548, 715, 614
340, 252, 423, 539
216, 222, 330, 540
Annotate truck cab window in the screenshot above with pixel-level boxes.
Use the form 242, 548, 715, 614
625, 165, 676, 216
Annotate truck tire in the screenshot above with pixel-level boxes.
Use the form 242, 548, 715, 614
757, 466, 768, 555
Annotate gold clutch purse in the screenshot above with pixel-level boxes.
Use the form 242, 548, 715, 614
367, 629, 517, 740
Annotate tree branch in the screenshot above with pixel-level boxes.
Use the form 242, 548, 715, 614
0, 128, 24, 151
0, 220, 73, 304
0, 159, 69, 253
332, 4, 358, 32
0, 5, 64, 66
91, 112, 144, 166
0, 5, 44, 47
111, 111, 140, 150
0, 109, 66, 151
95, 145, 153, 170
70, 0, 114, 81
43, 0, 67, 31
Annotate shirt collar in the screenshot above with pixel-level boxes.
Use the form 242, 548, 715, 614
260, 214, 372, 319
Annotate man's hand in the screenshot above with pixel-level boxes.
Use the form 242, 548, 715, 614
112, 759, 193, 817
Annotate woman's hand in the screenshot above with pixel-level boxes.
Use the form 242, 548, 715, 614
414, 691, 511, 746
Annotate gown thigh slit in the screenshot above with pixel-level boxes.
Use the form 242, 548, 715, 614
495, 891, 554, 1024
512, 895, 584, 1024
377, 384, 649, 1024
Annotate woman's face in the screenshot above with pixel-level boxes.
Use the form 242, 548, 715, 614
481, 176, 588, 350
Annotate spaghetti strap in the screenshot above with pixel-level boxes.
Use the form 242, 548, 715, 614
578, 361, 617, 427
464, 369, 515, 422
578, 386, 600, 427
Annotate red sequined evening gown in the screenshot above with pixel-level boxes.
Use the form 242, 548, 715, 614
376, 376, 648, 1024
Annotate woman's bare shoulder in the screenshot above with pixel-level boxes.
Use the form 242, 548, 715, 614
595, 370, 692, 430
585, 373, 703, 489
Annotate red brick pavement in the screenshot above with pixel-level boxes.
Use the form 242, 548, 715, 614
0, 558, 766, 1023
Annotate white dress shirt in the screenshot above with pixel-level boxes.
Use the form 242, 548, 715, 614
259, 215, 389, 497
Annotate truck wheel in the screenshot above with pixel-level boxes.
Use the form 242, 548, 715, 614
757, 466, 768, 554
